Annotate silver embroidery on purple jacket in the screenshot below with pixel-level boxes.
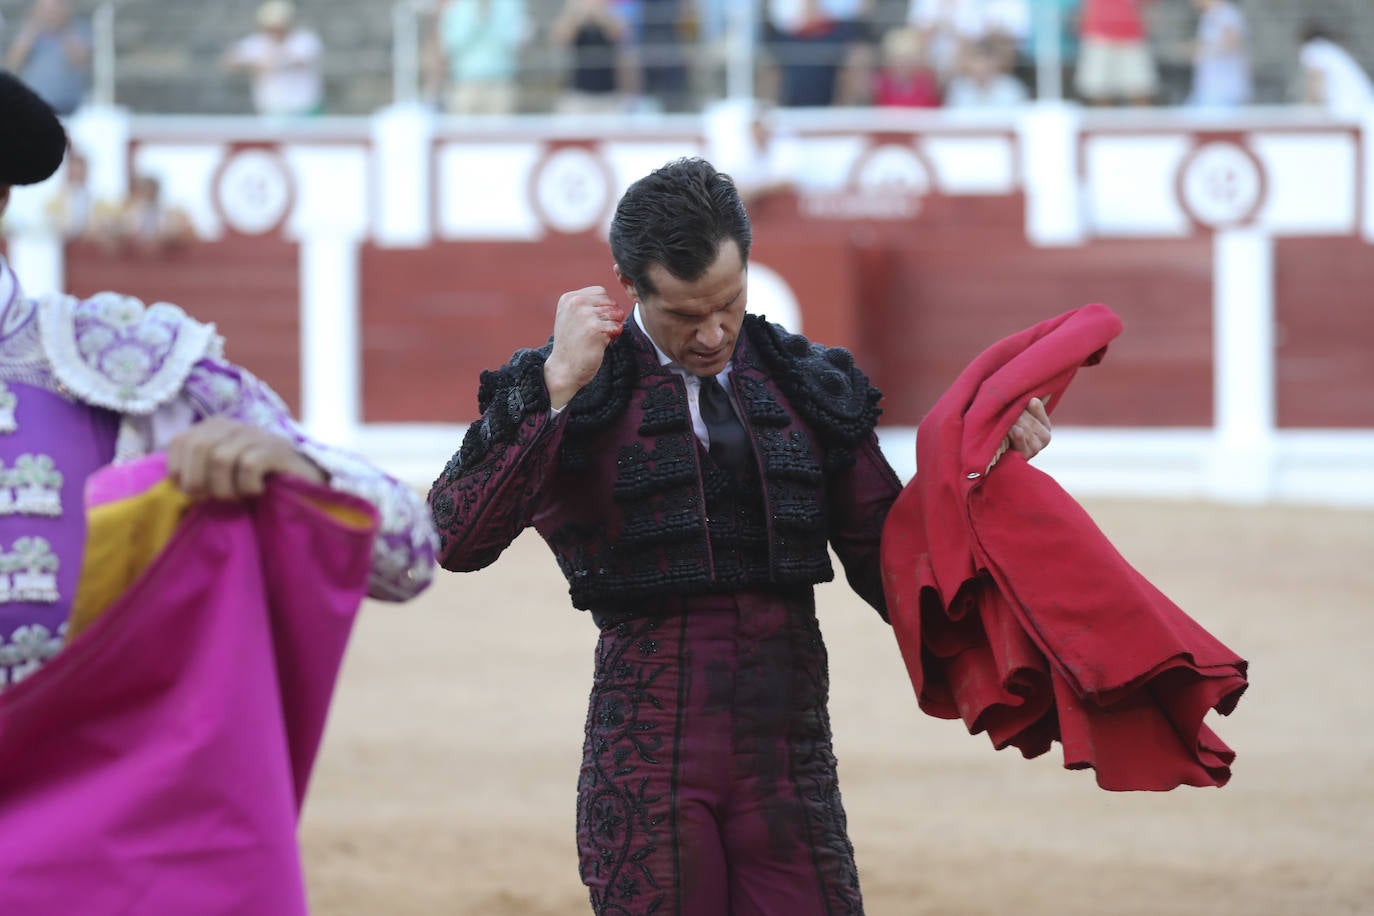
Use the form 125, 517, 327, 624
0, 257, 435, 605
180, 359, 437, 599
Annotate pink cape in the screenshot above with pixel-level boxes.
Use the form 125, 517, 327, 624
881, 304, 1248, 790
0, 456, 377, 913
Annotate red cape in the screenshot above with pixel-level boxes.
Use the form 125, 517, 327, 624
881, 304, 1248, 790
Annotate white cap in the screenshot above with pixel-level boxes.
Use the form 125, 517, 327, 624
257, 1, 295, 29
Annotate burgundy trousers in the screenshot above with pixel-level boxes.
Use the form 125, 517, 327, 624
576, 590, 865, 915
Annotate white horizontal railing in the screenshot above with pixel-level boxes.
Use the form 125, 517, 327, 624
6, 104, 1371, 507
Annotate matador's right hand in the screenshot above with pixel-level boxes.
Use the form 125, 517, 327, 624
543, 286, 627, 410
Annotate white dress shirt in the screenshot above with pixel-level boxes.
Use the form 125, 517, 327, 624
632, 306, 737, 450
548, 306, 743, 451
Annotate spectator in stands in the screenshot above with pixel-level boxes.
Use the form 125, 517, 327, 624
683, 0, 741, 103
906, 0, 1028, 80
723, 100, 801, 208
832, 0, 880, 106
609, 0, 642, 41
2, 0, 92, 115
552, 0, 633, 114
872, 26, 940, 108
221, 2, 325, 117
1187, 0, 1249, 108
437, 0, 527, 116
1074, 0, 1156, 106
1298, 23, 1374, 119
43, 145, 95, 240
905, 0, 983, 81
981, 0, 1031, 73
90, 174, 196, 256
600, 0, 643, 108
766, 0, 875, 107
636, 0, 691, 112
945, 35, 1029, 108
692, 0, 729, 49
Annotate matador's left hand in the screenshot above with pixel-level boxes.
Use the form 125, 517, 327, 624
1004, 397, 1052, 462
167, 417, 327, 500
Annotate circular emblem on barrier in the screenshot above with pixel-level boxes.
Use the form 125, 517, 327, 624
213, 147, 294, 235
529, 145, 615, 235
852, 142, 933, 194
800, 140, 932, 220
1177, 140, 1266, 230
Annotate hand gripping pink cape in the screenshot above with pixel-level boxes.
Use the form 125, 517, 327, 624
0, 455, 377, 914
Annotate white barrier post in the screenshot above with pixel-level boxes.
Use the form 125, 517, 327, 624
300, 235, 361, 445
1207, 228, 1276, 503
1364, 108, 1374, 243
371, 103, 434, 248
1020, 101, 1084, 247
2, 233, 64, 298
66, 105, 133, 208
1, 159, 68, 295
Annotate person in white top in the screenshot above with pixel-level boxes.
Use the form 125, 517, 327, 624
1188, 0, 1249, 108
705, 99, 800, 209
221, 1, 324, 117
944, 36, 1029, 108
907, 0, 1028, 80
1299, 23, 1374, 119
977, 0, 1030, 66
907, 0, 983, 78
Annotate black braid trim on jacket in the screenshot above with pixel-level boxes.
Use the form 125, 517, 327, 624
559, 329, 641, 471
438, 342, 553, 486
743, 315, 884, 470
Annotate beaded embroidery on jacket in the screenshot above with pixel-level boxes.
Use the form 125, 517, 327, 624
0, 258, 226, 446
0, 258, 435, 628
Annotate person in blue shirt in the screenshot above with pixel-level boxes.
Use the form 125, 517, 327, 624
438, 0, 528, 115
3, 0, 92, 115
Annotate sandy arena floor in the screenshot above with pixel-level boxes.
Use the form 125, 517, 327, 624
300, 498, 1374, 916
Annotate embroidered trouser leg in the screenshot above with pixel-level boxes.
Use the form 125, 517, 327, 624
576, 592, 864, 915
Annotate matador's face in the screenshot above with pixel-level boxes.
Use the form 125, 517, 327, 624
631, 240, 747, 378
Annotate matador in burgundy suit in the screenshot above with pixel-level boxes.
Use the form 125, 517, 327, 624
428, 158, 1051, 916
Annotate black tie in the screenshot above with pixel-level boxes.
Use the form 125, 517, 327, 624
699, 375, 753, 479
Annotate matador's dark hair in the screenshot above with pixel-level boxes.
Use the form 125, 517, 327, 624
609, 157, 752, 299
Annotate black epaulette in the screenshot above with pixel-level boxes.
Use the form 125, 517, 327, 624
743, 314, 883, 469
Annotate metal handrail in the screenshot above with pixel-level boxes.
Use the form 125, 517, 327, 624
395, 0, 763, 109
392, 0, 430, 106
92, 0, 116, 106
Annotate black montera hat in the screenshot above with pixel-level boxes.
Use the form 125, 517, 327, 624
0, 71, 68, 186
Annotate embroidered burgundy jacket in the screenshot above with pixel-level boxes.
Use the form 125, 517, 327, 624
429, 316, 902, 618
